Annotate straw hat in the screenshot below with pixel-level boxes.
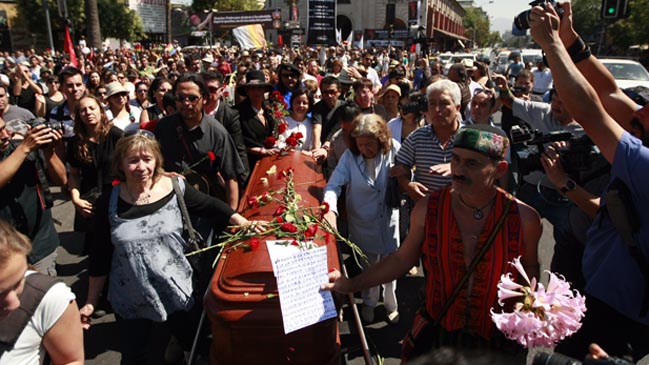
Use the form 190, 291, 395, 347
105, 81, 129, 98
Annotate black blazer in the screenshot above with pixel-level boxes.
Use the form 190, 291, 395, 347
236, 98, 276, 172
214, 102, 249, 183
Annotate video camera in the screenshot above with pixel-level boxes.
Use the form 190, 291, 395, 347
533, 351, 632, 365
514, 0, 564, 31
510, 125, 599, 178
28, 117, 64, 133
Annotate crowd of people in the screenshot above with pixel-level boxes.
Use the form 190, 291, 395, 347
1, 4, 649, 364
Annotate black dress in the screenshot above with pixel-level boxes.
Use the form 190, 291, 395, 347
65, 126, 123, 233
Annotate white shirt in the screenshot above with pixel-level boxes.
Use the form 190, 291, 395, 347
532, 68, 553, 94
281, 115, 314, 151
0, 271, 76, 365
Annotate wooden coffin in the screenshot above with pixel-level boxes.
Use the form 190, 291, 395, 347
205, 151, 341, 365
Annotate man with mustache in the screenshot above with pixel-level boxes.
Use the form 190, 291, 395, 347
323, 124, 541, 363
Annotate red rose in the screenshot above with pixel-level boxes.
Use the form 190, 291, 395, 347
262, 193, 273, 203
276, 216, 284, 224
274, 205, 287, 216
290, 240, 299, 246
264, 136, 277, 148
280, 222, 298, 233
247, 196, 259, 207
271, 90, 283, 100
207, 151, 216, 161
111, 179, 120, 187
281, 101, 289, 110
249, 237, 260, 250
305, 224, 318, 238
277, 122, 288, 134
320, 202, 330, 214
223, 90, 229, 98
294, 132, 304, 139
274, 111, 284, 119
285, 137, 297, 147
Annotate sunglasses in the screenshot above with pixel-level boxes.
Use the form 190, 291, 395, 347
175, 94, 201, 103
137, 89, 148, 94
124, 128, 155, 139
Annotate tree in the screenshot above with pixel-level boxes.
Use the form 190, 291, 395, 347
192, 0, 263, 13
96, 0, 145, 41
462, 7, 490, 48
607, 0, 649, 51
16, 0, 146, 45
571, 0, 603, 44
85, 0, 101, 49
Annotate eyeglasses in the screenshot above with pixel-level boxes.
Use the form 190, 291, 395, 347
137, 89, 148, 94
175, 94, 201, 103
124, 128, 155, 139
98, 91, 107, 95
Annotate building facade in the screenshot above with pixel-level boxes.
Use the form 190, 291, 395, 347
265, 0, 467, 51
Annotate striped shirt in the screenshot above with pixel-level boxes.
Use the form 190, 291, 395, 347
395, 124, 458, 191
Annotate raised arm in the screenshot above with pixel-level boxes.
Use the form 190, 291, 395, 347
555, 2, 637, 128
529, 5, 625, 163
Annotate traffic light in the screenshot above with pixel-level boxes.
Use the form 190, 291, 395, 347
601, 0, 630, 20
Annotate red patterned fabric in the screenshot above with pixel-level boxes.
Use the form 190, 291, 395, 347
422, 186, 523, 340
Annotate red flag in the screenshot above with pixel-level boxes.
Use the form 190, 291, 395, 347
64, 25, 78, 67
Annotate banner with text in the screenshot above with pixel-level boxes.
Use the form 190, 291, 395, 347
212, 10, 282, 30
307, 0, 337, 46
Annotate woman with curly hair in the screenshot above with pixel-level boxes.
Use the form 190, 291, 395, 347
66, 95, 123, 252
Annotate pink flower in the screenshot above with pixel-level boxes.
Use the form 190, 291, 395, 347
491, 256, 586, 349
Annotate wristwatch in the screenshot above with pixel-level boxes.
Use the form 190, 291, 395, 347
560, 178, 577, 194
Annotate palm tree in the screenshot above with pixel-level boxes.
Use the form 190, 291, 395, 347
85, 0, 101, 49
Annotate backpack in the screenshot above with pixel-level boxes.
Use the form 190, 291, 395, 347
0, 273, 60, 358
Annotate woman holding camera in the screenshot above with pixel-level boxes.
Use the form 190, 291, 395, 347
66, 95, 123, 253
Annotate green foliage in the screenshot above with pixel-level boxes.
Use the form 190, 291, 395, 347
15, 0, 84, 36
16, 0, 146, 44
192, 0, 264, 13
96, 0, 145, 41
462, 7, 491, 48
608, 0, 649, 50
571, 0, 603, 43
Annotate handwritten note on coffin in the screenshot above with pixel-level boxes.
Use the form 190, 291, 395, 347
267, 241, 337, 334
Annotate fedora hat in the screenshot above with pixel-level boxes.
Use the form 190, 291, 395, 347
337, 68, 353, 85
105, 81, 129, 98
236, 69, 273, 96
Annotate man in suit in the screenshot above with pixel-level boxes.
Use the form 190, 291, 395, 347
202, 71, 249, 185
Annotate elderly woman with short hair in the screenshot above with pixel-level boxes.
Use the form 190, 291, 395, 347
323, 113, 401, 325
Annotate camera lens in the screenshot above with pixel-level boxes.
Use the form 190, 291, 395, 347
514, 9, 532, 31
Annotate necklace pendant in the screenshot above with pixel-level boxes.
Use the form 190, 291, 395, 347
473, 209, 484, 220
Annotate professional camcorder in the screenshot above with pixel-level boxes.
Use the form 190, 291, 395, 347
533, 351, 633, 365
28, 117, 64, 132
514, 0, 564, 31
510, 125, 599, 178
